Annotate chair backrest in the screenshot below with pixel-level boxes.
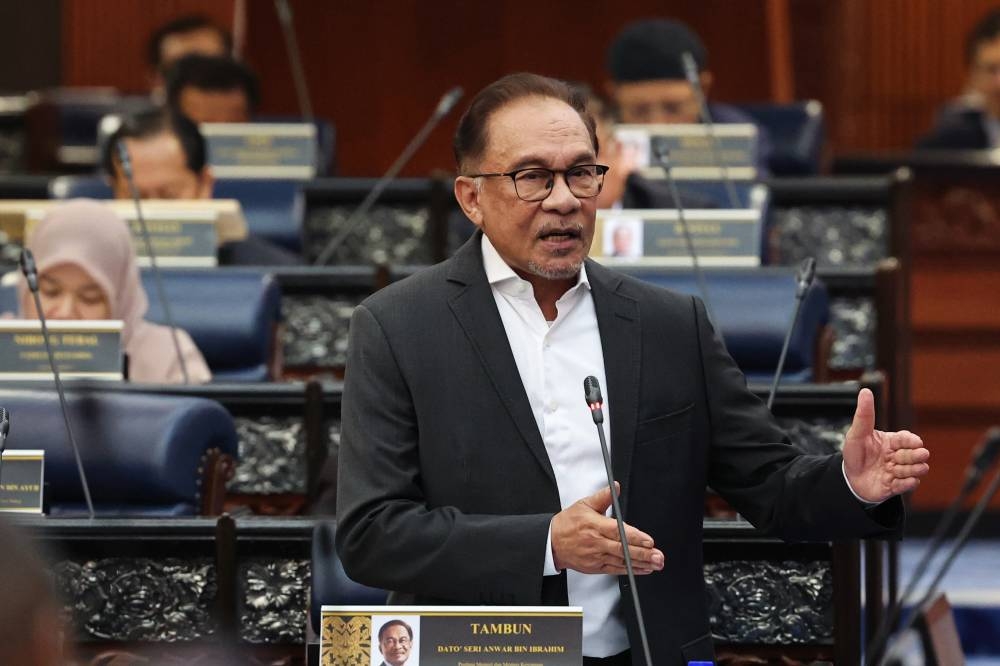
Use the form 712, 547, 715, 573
619, 267, 830, 383
142, 268, 282, 382
214, 178, 303, 252
0, 388, 238, 516
736, 101, 825, 176
310, 521, 387, 634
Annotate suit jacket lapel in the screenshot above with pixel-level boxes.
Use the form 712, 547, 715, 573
446, 233, 558, 488
587, 260, 641, 514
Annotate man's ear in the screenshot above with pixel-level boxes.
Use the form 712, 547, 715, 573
699, 71, 714, 97
454, 176, 484, 228
197, 167, 215, 200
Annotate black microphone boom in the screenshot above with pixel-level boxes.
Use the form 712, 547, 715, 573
650, 140, 715, 323
0, 406, 8, 485
274, 0, 313, 121
312, 86, 464, 266
766, 257, 817, 411
116, 140, 190, 384
866, 426, 1000, 664
681, 51, 741, 209
582, 376, 653, 666
20, 249, 95, 519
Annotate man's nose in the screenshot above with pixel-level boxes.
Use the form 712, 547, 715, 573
541, 173, 581, 213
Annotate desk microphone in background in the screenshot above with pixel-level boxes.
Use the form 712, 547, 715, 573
650, 139, 715, 323
313, 85, 464, 266
19, 249, 95, 519
116, 140, 190, 385
274, 0, 314, 121
765, 257, 817, 411
867, 426, 1000, 665
681, 51, 741, 209
0, 406, 8, 484
583, 376, 654, 666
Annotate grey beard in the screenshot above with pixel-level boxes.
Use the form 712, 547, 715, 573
527, 258, 583, 281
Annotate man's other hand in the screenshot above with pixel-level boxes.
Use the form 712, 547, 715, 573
551, 483, 665, 575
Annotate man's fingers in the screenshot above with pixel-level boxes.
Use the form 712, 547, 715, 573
890, 447, 930, 466
581, 482, 619, 513
596, 517, 654, 548
848, 388, 876, 438
890, 431, 925, 450
888, 463, 930, 479
890, 477, 920, 494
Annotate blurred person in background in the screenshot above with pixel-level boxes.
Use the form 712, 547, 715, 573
165, 54, 259, 124
104, 108, 300, 265
604, 18, 772, 174
917, 9, 1000, 149
147, 15, 232, 99
17, 200, 212, 384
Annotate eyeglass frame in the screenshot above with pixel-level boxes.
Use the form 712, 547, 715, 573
464, 164, 610, 202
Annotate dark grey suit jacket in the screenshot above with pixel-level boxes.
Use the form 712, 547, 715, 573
335, 231, 901, 665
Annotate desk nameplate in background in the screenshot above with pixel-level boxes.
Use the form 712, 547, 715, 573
0, 320, 123, 380
202, 122, 317, 179
0, 449, 44, 513
616, 123, 758, 180
321, 605, 582, 666
594, 208, 763, 267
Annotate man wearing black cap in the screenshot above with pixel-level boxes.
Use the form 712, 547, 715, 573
605, 18, 772, 174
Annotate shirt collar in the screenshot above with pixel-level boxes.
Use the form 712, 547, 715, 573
480, 233, 591, 293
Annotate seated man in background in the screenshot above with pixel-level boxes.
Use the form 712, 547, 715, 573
104, 108, 300, 265
605, 18, 772, 175
166, 54, 259, 124
18, 200, 211, 384
917, 9, 1000, 149
147, 15, 232, 99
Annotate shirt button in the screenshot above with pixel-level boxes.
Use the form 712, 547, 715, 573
546, 402, 557, 413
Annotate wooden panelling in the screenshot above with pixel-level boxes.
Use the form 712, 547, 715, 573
909, 419, 1000, 510
911, 266, 1000, 330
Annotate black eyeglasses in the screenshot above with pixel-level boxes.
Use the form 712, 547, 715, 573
466, 164, 609, 202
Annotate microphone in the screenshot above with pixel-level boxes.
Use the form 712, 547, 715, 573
582, 376, 653, 666
116, 140, 190, 384
274, 0, 314, 121
0, 406, 8, 483
866, 426, 1000, 664
880, 441, 1000, 665
650, 140, 715, 323
313, 85, 464, 265
19, 249, 95, 519
681, 51, 741, 209
765, 257, 817, 411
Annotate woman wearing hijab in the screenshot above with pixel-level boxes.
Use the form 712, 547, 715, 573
19, 199, 211, 384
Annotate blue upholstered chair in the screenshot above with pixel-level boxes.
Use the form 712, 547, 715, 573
142, 269, 283, 382
310, 521, 387, 634
735, 101, 826, 176
48, 174, 113, 199
0, 388, 238, 516
618, 267, 831, 384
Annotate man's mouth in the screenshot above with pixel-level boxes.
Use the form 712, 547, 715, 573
537, 226, 582, 242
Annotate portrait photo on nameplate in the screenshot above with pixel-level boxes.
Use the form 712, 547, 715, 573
321, 606, 582, 666
594, 208, 762, 267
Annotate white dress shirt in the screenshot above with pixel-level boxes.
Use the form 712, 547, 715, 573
481, 235, 628, 658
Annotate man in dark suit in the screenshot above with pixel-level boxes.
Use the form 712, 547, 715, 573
917, 9, 1000, 149
335, 73, 930, 665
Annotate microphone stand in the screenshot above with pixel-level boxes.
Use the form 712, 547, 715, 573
583, 376, 653, 666
766, 257, 816, 411
651, 142, 714, 323
20, 250, 95, 519
116, 141, 190, 384
0, 407, 8, 488
274, 0, 314, 121
312, 86, 463, 266
682, 51, 741, 209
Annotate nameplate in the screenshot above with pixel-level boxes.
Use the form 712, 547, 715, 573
26, 207, 218, 268
594, 208, 762, 266
615, 123, 758, 180
202, 122, 317, 179
321, 605, 582, 665
0, 320, 123, 380
0, 450, 44, 513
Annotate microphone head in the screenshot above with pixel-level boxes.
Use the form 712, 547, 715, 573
583, 376, 603, 406
115, 139, 133, 176
19, 248, 38, 292
681, 51, 700, 86
435, 86, 464, 118
650, 137, 671, 167
795, 257, 817, 297
971, 427, 1000, 476
0, 406, 8, 437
